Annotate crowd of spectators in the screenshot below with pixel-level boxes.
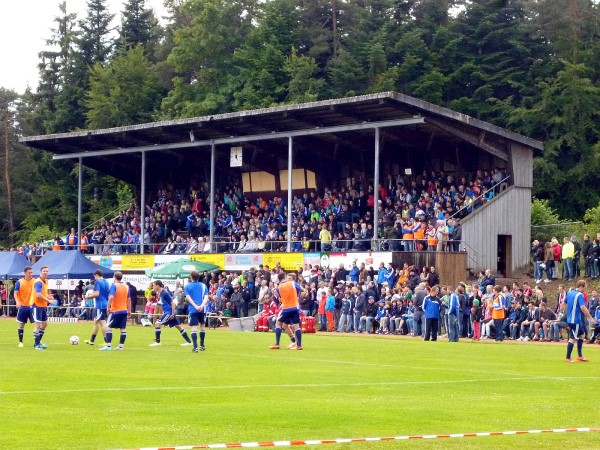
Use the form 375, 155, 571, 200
63, 168, 506, 255
531, 233, 600, 284
154, 260, 598, 345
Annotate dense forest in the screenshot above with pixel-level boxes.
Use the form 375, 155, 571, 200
1, 0, 600, 246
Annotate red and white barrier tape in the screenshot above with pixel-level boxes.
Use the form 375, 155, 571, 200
135, 427, 600, 449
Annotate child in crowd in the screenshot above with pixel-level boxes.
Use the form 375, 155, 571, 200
221, 301, 234, 318
318, 291, 327, 331
481, 298, 493, 339
471, 299, 482, 340
325, 289, 336, 332
589, 303, 600, 344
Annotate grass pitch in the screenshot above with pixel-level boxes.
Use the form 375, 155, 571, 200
1, 319, 599, 450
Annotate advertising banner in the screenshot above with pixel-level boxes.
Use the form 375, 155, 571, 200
262, 253, 304, 271
224, 253, 263, 271
122, 254, 155, 270
189, 253, 225, 270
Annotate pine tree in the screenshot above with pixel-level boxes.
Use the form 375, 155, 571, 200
118, 0, 161, 60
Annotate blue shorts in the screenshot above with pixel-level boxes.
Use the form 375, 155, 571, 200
188, 312, 205, 327
94, 309, 108, 322
107, 312, 128, 329
32, 306, 48, 323
568, 323, 585, 340
158, 313, 180, 328
277, 308, 301, 325
16, 306, 34, 324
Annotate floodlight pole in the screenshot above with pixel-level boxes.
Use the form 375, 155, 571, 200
140, 151, 146, 254
209, 141, 216, 251
373, 128, 380, 250
77, 157, 83, 251
287, 136, 293, 252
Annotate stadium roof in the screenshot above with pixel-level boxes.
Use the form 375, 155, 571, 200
20, 92, 543, 185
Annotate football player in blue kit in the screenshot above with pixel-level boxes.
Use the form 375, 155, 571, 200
84, 269, 110, 345
184, 270, 209, 353
149, 280, 192, 347
562, 280, 594, 362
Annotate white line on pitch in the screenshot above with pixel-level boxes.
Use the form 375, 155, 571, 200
1, 376, 598, 396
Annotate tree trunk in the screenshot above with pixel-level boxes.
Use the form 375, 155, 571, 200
3, 111, 14, 246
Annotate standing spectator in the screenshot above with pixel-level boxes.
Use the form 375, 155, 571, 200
126, 282, 138, 315
551, 238, 561, 279
491, 285, 505, 341
324, 289, 335, 332
348, 262, 360, 283
561, 237, 575, 281
531, 240, 543, 284
571, 236, 582, 278
66, 228, 78, 250
423, 286, 440, 341
582, 234, 592, 278
427, 266, 440, 288
53, 234, 65, 251
447, 285, 461, 342
412, 283, 427, 337
543, 241, 554, 282
319, 224, 332, 252
337, 290, 354, 332
353, 286, 366, 333
471, 298, 482, 340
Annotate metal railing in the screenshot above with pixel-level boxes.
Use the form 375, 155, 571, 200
448, 175, 511, 221
37, 238, 471, 256
82, 198, 136, 233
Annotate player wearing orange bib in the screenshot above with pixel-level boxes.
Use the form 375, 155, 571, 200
270, 272, 303, 350
99, 271, 131, 351
30, 266, 57, 350
15, 266, 35, 347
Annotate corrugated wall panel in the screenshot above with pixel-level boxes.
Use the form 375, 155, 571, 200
461, 186, 531, 276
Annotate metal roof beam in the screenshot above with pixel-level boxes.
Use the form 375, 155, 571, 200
51, 117, 425, 160
425, 117, 508, 161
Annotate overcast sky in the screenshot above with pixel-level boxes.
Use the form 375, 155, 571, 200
0, 0, 167, 94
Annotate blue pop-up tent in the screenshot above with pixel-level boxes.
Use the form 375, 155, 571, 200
0, 252, 31, 280
7, 250, 115, 280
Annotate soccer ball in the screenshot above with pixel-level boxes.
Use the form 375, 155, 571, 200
70, 336, 79, 345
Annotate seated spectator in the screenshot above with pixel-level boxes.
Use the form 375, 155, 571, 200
519, 302, 540, 341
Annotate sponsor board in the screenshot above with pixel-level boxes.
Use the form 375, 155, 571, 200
262, 253, 304, 271
122, 254, 155, 270
188, 253, 225, 269
224, 253, 263, 271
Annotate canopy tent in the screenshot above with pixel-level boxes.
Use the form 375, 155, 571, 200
145, 258, 220, 280
0, 252, 31, 280
7, 250, 115, 280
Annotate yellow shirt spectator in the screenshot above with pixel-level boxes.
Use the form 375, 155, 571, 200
562, 241, 574, 259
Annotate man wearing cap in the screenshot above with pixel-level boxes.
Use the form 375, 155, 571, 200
359, 296, 378, 333
412, 283, 427, 337
353, 286, 367, 333
423, 286, 441, 341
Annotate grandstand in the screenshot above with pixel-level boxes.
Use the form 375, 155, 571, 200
20, 92, 542, 279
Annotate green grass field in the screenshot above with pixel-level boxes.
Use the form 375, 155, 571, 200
1, 319, 599, 450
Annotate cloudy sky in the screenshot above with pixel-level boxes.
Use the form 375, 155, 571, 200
0, 0, 167, 94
